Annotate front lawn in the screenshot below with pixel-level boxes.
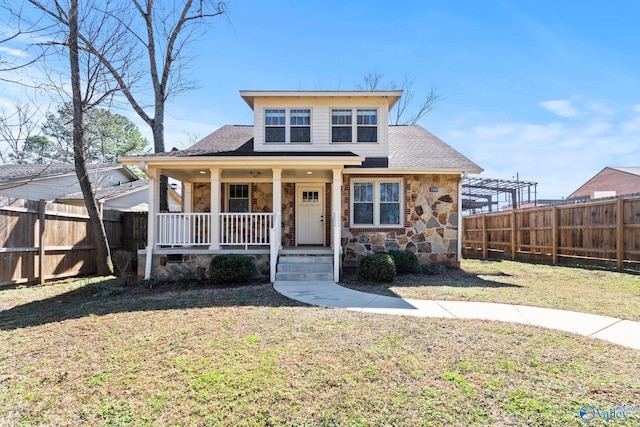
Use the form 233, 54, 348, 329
342, 259, 640, 321
1, 274, 639, 426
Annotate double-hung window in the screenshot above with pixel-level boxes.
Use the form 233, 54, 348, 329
351, 179, 402, 226
331, 108, 378, 143
228, 184, 249, 213
290, 109, 311, 142
265, 108, 311, 143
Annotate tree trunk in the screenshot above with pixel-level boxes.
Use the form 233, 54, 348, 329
68, 0, 114, 276
151, 119, 169, 212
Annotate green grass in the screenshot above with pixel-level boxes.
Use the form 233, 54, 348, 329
342, 259, 640, 320
1, 270, 639, 426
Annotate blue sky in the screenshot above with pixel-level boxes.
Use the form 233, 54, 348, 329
2, 1, 640, 199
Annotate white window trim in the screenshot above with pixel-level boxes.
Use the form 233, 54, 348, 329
331, 107, 379, 144
350, 178, 403, 227
226, 183, 251, 213
264, 108, 312, 144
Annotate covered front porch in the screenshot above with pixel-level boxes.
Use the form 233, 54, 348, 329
130, 154, 362, 282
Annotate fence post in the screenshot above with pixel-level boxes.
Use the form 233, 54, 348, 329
552, 205, 559, 265
38, 199, 45, 285
617, 197, 624, 271
482, 214, 488, 259
510, 211, 516, 260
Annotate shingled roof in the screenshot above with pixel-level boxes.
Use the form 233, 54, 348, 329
0, 163, 132, 184
388, 125, 481, 171
56, 179, 148, 202
155, 124, 481, 172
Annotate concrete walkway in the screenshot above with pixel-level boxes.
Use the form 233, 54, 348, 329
273, 281, 640, 350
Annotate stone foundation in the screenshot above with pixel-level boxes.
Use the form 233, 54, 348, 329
342, 174, 460, 268
138, 250, 270, 282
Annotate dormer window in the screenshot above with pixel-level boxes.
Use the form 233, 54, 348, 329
265, 108, 311, 143
331, 108, 378, 143
265, 109, 286, 142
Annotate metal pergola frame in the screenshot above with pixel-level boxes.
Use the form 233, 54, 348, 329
462, 177, 538, 214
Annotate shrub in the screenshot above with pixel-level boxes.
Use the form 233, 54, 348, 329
208, 254, 257, 285
424, 263, 447, 275
388, 249, 420, 275
112, 250, 138, 286
358, 253, 396, 283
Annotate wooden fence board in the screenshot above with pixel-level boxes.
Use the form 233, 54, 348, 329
0, 197, 131, 286
462, 194, 640, 271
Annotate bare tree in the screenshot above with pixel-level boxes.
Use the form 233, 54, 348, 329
68, 0, 113, 274
73, 0, 228, 211
0, 102, 41, 163
358, 71, 442, 125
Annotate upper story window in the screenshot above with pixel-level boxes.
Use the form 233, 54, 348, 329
290, 109, 311, 143
265, 109, 286, 142
265, 108, 311, 143
331, 108, 378, 143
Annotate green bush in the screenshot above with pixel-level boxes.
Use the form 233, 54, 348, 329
208, 254, 257, 285
358, 253, 396, 283
424, 263, 447, 275
388, 249, 420, 275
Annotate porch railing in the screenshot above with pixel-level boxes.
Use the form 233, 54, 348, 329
220, 213, 274, 248
157, 213, 211, 246
156, 212, 275, 248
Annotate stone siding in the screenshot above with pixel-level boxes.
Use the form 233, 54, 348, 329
138, 251, 270, 282
342, 174, 460, 267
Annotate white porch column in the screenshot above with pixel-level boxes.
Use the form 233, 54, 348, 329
332, 168, 343, 282
144, 168, 159, 280
272, 168, 282, 244
209, 168, 220, 250
182, 182, 193, 213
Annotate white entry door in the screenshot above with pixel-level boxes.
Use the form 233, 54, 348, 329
297, 185, 324, 245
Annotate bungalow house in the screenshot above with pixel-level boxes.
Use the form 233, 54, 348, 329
0, 163, 156, 212
118, 90, 482, 282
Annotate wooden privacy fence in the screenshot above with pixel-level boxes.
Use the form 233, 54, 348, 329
462, 194, 640, 271
0, 197, 144, 286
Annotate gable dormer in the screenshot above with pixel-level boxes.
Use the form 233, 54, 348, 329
240, 90, 402, 157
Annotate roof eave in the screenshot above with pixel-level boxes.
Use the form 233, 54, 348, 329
344, 167, 484, 175
120, 155, 364, 168
240, 90, 403, 110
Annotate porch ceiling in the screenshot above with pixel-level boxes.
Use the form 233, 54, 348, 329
162, 167, 334, 182
134, 155, 361, 182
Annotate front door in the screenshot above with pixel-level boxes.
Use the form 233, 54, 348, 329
297, 185, 324, 245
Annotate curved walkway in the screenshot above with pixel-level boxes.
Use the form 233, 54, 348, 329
274, 281, 640, 350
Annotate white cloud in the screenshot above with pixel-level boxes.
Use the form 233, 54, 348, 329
444, 100, 640, 200
539, 99, 579, 118
0, 46, 28, 58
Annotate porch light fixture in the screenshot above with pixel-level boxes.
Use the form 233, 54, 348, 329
249, 171, 261, 177
306, 171, 313, 175
199, 170, 206, 174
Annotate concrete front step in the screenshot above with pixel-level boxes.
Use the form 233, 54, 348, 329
278, 263, 333, 273
276, 255, 333, 282
275, 272, 335, 281
278, 255, 333, 264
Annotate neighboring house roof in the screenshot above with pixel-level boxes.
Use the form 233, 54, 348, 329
56, 179, 148, 202
610, 167, 640, 176
568, 166, 640, 199
145, 124, 482, 173
0, 163, 136, 186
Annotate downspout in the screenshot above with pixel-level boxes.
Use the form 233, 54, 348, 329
457, 171, 467, 266
141, 161, 155, 281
